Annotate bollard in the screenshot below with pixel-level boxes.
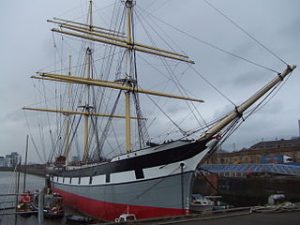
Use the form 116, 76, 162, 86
38, 189, 44, 225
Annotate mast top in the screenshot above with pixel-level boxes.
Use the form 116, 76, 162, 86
125, 0, 134, 8
48, 0, 194, 64
198, 64, 296, 142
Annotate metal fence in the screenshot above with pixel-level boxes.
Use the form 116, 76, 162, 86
0, 194, 17, 210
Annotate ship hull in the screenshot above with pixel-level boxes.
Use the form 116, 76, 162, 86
53, 172, 193, 221
48, 139, 217, 221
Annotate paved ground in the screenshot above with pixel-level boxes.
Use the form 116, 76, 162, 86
158, 211, 300, 225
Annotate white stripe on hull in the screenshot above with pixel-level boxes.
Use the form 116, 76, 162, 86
51, 142, 214, 186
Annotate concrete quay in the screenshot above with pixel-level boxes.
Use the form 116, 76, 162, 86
100, 206, 300, 225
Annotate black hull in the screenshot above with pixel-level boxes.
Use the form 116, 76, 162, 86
47, 139, 218, 220
48, 140, 209, 177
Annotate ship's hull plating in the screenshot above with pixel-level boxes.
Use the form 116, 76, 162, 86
49, 139, 216, 221
53, 172, 194, 221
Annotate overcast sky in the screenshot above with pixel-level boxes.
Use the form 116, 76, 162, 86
0, 0, 299, 163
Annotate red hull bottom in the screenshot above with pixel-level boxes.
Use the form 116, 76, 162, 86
53, 188, 187, 221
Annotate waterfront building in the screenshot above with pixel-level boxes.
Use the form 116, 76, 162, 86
10, 152, 19, 167
0, 152, 20, 168
5, 155, 12, 167
205, 137, 300, 164
0, 156, 5, 167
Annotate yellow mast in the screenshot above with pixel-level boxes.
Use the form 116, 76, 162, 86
22, 107, 145, 120
50, 27, 194, 64
198, 65, 297, 141
82, 0, 93, 163
38, 72, 204, 103
49, 17, 126, 37
124, 0, 134, 153
27, 0, 203, 159
82, 49, 91, 163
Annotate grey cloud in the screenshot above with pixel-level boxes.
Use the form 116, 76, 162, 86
232, 70, 270, 87
0, 0, 299, 162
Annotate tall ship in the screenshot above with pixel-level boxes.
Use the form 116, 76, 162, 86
23, 0, 296, 221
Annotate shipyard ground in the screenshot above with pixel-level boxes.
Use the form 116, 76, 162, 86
101, 206, 300, 225
1, 207, 300, 224
153, 211, 300, 225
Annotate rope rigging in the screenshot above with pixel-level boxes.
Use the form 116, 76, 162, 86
202, 0, 289, 66
136, 1, 294, 148
130, 4, 151, 149
146, 95, 187, 136
134, 8, 203, 137
137, 4, 280, 74
92, 89, 122, 160
24, 0, 295, 164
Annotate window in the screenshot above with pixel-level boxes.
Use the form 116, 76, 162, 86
106, 174, 110, 183
135, 169, 144, 179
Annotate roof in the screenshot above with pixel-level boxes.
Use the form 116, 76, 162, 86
250, 137, 300, 150
200, 163, 300, 177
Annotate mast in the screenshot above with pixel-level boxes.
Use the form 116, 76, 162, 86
81, 48, 91, 163
82, 0, 94, 163
198, 65, 297, 141
50, 27, 194, 63
33, 73, 204, 102
124, 0, 134, 153
23, 135, 29, 193
22, 106, 144, 119
25, 0, 202, 159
